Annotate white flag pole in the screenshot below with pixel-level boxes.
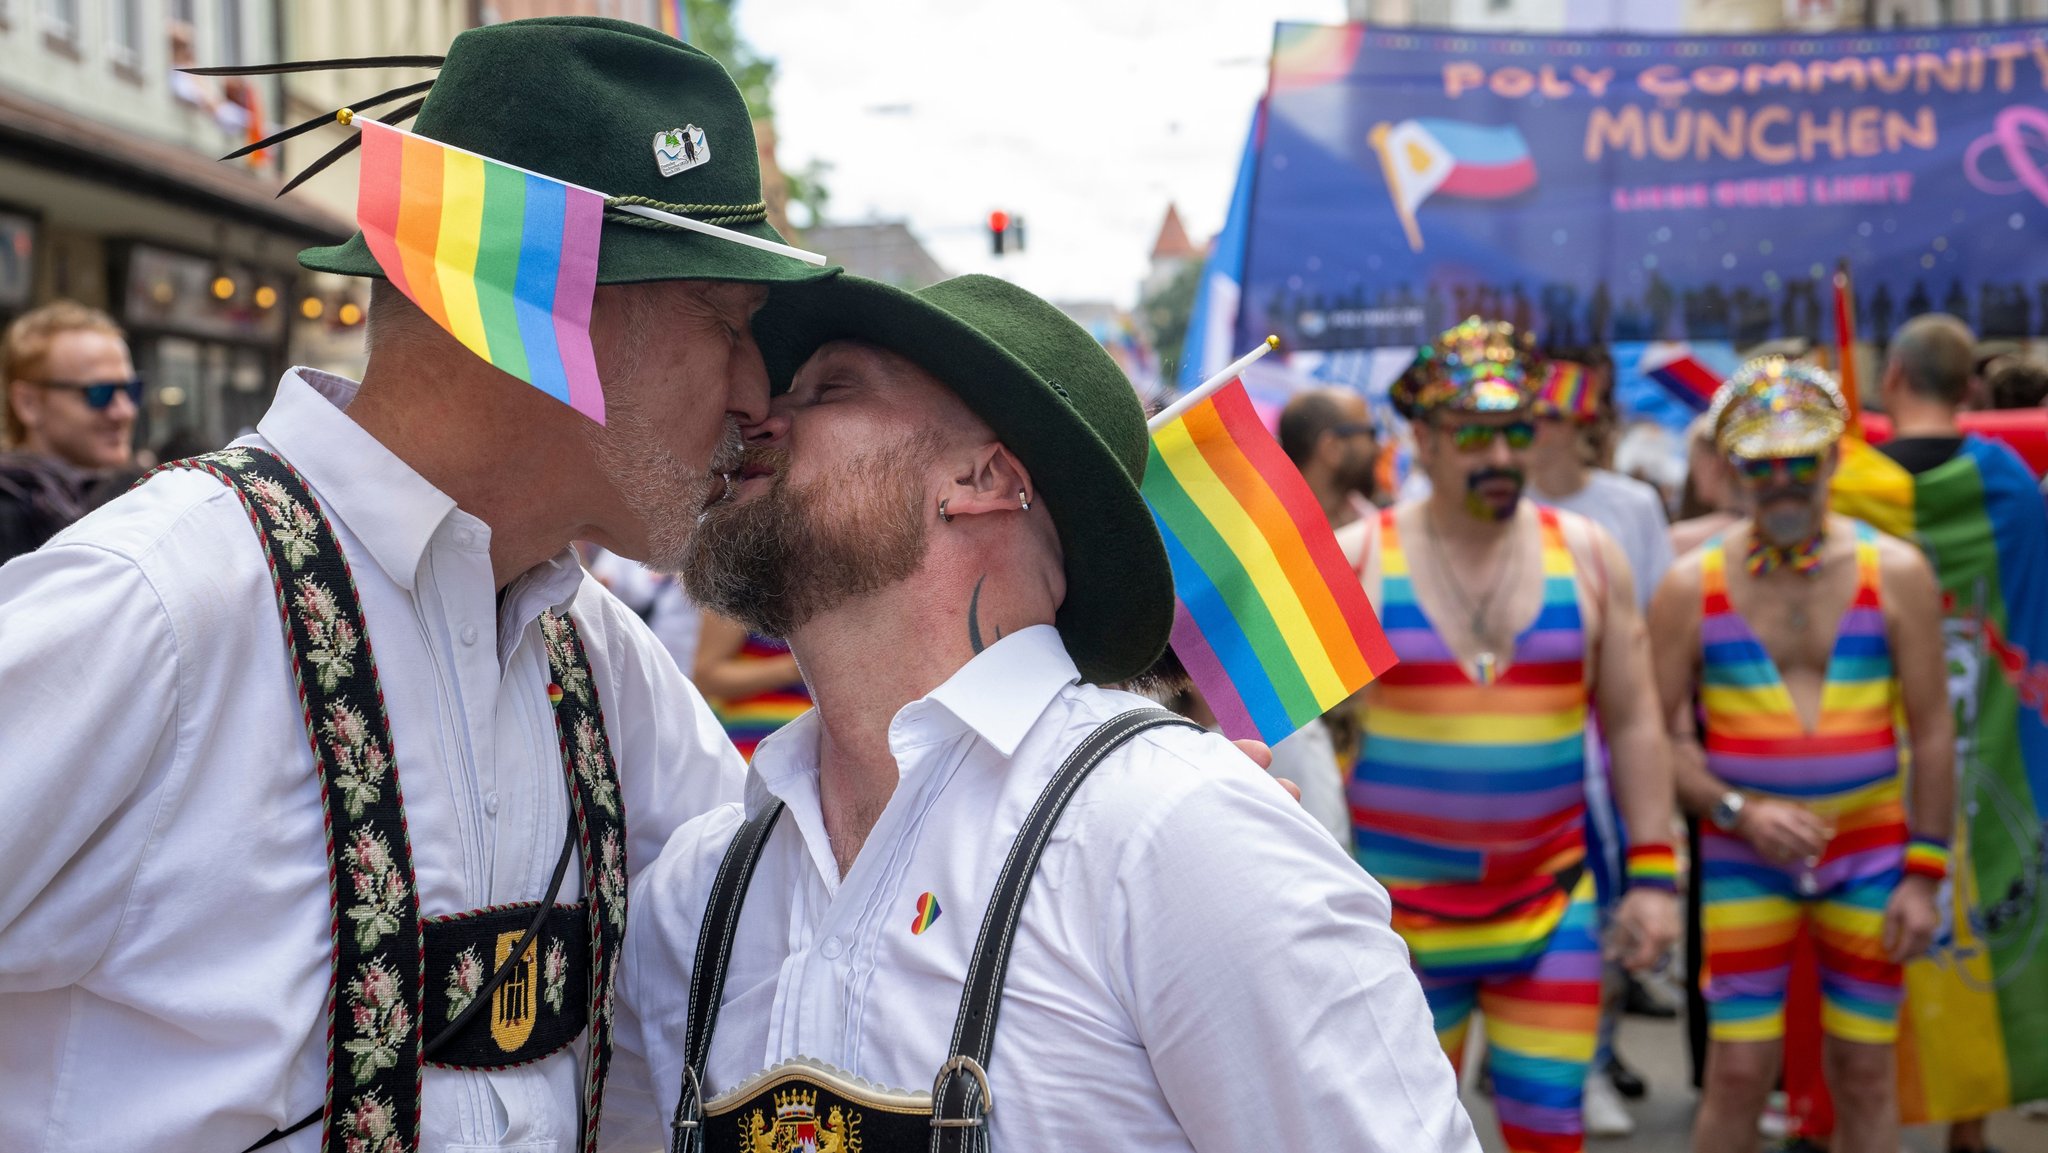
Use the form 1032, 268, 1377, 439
1147, 336, 1280, 432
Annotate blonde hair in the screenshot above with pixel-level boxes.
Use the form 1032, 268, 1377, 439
4, 300, 125, 449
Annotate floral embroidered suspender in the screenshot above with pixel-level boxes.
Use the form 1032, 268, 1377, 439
160, 448, 628, 1153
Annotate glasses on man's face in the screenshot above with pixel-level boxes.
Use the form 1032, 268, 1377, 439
1443, 419, 1535, 453
1733, 454, 1820, 486
1330, 421, 1377, 440
34, 378, 145, 410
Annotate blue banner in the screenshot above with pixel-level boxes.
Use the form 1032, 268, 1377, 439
1244, 23, 2048, 353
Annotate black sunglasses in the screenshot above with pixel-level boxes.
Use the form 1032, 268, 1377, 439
1330, 421, 1378, 439
35, 377, 145, 409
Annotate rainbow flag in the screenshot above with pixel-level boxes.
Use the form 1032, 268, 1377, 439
1142, 378, 1397, 744
355, 118, 608, 423
656, 0, 690, 41
1791, 434, 2048, 1124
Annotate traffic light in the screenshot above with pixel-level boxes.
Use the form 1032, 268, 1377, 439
988, 210, 1026, 257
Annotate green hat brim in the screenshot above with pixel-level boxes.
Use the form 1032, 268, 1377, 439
753, 276, 1174, 685
301, 214, 836, 285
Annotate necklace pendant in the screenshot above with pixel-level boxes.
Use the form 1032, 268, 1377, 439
1474, 651, 1498, 685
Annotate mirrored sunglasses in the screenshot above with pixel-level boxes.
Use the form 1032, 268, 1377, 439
1446, 420, 1535, 452
1733, 454, 1820, 485
37, 377, 145, 410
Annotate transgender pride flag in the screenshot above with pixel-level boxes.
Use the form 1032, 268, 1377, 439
1369, 118, 1535, 251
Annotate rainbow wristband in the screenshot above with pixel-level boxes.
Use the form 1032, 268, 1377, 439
1904, 837, 1952, 883
1625, 844, 1679, 892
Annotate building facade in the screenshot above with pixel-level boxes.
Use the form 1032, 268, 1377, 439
0, 0, 355, 459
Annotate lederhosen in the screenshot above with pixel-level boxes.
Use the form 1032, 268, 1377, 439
157, 449, 628, 1153
666, 707, 1197, 1153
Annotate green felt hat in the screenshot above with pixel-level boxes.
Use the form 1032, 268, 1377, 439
299, 17, 830, 286
753, 274, 1174, 685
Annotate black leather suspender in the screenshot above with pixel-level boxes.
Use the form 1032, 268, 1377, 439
670, 706, 1199, 1153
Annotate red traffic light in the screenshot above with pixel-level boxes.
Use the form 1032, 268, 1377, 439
988, 210, 1010, 233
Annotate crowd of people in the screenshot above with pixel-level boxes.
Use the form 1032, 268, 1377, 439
2, 15, 2046, 1153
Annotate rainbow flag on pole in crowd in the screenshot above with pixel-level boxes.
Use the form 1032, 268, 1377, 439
1142, 348, 1397, 745
355, 117, 608, 424
1811, 434, 2048, 1124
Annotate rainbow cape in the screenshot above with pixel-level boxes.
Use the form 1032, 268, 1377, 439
1821, 434, 2048, 1123
1142, 378, 1397, 744
356, 117, 608, 423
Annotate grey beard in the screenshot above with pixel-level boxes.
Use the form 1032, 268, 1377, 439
1755, 486, 1821, 547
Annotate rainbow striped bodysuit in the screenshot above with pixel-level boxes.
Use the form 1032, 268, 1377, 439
1697, 521, 1908, 1046
1353, 507, 1600, 1153
709, 633, 812, 763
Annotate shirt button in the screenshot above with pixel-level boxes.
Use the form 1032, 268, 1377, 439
484, 791, 499, 816
820, 936, 843, 959
460, 624, 479, 646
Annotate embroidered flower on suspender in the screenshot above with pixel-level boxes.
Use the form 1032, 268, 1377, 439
325, 703, 391, 820
340, 1089, 404, 1153
297, 578, 360, 691
343, 957, 410, 1083
445, 945, 485, 1021
573, 715, 621, 818
245, 476, 322, 570
540, 611, 592, 706
597, 828, 626, 930
208, 447, 255, 471
344, 829, 408, 951
543, 939, 568, 1014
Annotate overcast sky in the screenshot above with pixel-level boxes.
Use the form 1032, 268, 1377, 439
740, 0, 1344, 308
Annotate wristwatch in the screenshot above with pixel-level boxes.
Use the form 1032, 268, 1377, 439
1710, 790, 1746, 832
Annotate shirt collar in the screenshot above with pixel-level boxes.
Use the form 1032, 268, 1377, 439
916, 624, 1079, 758
744, 624, 1081, 811
253, 368, 458, 592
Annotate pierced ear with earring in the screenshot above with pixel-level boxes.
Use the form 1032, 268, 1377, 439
1018, 490, 1031, 511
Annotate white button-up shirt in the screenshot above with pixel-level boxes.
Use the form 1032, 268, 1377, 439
0, 369, 743, 1152
606, 626, 1478, 1152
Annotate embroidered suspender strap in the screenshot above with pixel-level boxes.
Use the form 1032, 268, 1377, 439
931, 707, 1199, 1153
670, 800, 786, 1153
537, 609, 631, 1153
156, 448, 427, 1153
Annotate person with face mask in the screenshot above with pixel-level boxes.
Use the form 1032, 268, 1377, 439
1339, 319, 1679, 1153
1646, 358, 1953, 1153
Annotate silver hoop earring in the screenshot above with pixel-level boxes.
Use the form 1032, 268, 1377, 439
938, 499, 952, 523
1018, 490, 1031, 511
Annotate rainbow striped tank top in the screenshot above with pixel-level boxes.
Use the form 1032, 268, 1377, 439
1699, 522, 1905, 839
710, 633, 812, 763
1352, 506, 1590, 950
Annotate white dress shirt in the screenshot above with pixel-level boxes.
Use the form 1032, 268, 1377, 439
606, 626, 1478, 1152
0, 369, 744, 1152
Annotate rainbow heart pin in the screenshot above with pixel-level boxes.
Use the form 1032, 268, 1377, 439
910, 892, 942, 935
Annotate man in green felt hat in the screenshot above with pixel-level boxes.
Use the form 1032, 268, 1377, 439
0, 17, 838, 1151
604, 273, 1480, 1151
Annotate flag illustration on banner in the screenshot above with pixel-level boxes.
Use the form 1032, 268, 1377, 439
1637, 342, 1728, 412
355, 117, 608, 424
1368, 118, 1536, 252
1143, 377, 1398, 745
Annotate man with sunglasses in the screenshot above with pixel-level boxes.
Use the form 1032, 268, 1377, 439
0, 300, 140, 563
1338, 319, 1679, 1153
1279, 387, 1381, 530
1646, 358, 1950, 1153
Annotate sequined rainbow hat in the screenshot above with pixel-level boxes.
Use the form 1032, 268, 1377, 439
1708, 356, 1848, 460
1390, 317, 1542, 421
1532, 360, 1601, 421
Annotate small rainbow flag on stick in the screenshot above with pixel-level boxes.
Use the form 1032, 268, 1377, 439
1142, 338, 1398, 744
356, 116, 609, 423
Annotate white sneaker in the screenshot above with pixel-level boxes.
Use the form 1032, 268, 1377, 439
1582, 1072, 1636, 1138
